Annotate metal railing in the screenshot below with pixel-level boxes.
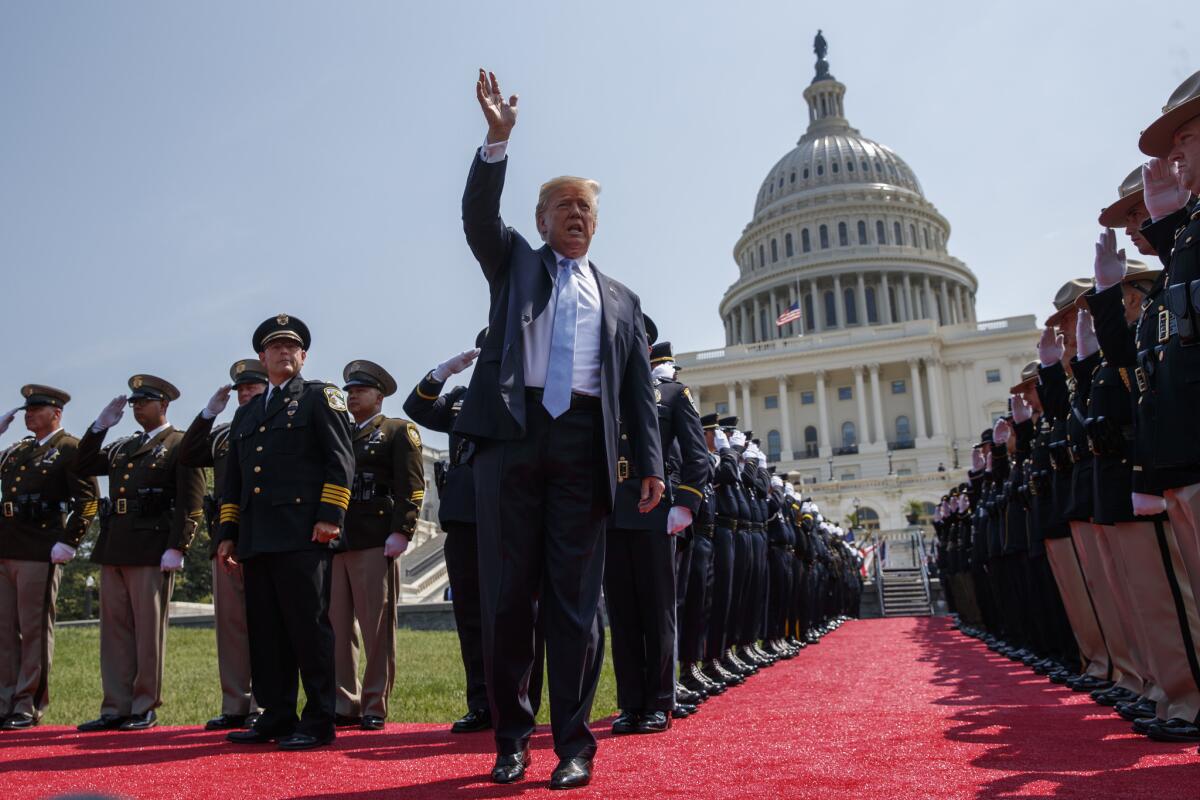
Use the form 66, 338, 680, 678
913, 528, 932, 611
872, 542, 885, 614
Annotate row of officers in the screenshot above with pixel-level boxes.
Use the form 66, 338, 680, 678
0, 311, 863, 744
934, 69, 1200, 756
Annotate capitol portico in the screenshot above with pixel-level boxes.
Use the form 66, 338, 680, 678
677, 36, 1036, 532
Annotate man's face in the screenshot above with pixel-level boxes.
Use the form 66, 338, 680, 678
236, 382, 267, 407
1057, 311, 1078, 364
1123, 203, 1155, 256
131, 398, 166, 429
260, 341, 306, 381
1169, 117, 1200, 194
347, 386, 383, 420
704, 429, 716, 451
537, 186, 596, 260
23, 405, 59, 434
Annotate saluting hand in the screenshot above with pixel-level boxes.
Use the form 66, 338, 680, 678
95, 395, 127, 431
1142, 158, 1191, 222
432, 348, 481, 382
992, 417, 1012, 446
1036, 327, 1064, 368
639, 477, 665, 514
1093, 228, 1126, 291
313, 521, 341, 544
1011, 394, 1033, 424
0, 407, 18, 436
205, 384, 233, 419
1076, 308, 1100, 359
476, 68, 518, 144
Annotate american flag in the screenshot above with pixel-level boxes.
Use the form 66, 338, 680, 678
775, 301, 802, 327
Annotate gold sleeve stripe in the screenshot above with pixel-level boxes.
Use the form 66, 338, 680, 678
82, 502, 99, 516
188, 510, 204, 519
321, 484, 351, 499
320, 495, 350, 510
219, 503, 241, 523
676, 484, 704, 499
219, 511, 240, 524
415, 386, 439, 400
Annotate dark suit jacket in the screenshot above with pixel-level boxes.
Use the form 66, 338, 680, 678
455, 152, 663, 506
403, 377, 476, 526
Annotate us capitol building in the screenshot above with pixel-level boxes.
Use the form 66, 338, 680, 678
674, 35, 1035, 534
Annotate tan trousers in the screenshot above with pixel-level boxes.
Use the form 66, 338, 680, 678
1112, 519, 1200, 722
1086, 524, 1146, 694
0, 560, 60, 719
212, 558, 256, 716
1044, 535, 1110, 679
99, 565, 173, 717
1164, 482, 1200, 626
330, 547, 398, 719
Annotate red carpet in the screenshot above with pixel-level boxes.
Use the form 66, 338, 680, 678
2, 617, 1197, 799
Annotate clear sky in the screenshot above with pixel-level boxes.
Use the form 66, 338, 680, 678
1, 1, 1194, 447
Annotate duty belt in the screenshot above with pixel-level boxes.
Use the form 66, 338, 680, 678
2, 498, 68, 521
103, 495, 174, 517
714, 515, 739, 531
746, 522, 764, 533
696, 523, 715, 538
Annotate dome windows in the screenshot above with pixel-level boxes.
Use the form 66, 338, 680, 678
770, 238, 779, 263
875, 160, 882, 171
819, 225, 829, 249
832, 162, 839, 174
862, 160, 869, 172
803, 167, 810, 179
846, 161, 854, 172
790, 171, 796, 184
857, 220, 868, 245
785, 233, 794, 258
894, 221, 903, 245
909, 224, 917, 248
758, 244, 765, 268
817, 164, 824, 176
843, 288, 858, 324
876, 220, 886, 244
837, 222, 849, 247
823, 291, 837, 326
801, 229, 811, 253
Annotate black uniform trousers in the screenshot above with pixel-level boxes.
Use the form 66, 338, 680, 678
767, 546, 793, 640
673, 531, 692, 662
443, 521, 488, 713
474, 398, 607, 761
242, 548, 335, 739
788, 559, 805, 635
682, 531, 714, 664
730, 530, 753, 646
705, 525, 736, 661
605, 527, 676, 713
742, 530, 767, 644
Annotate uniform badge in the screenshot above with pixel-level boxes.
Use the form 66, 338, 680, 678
368, 429, 384, 445
36, 448, 60, 466
235, 363, 246, 375
152, 444, 168, 459
407, 424, 421, 448
325, 386, 348, 412
132, 376, 144, 389
683, 386, 692, 402
277, 313, 289, 325
22, 387, 33, 398
654, 388, 663, 404
287, 398, 299, 417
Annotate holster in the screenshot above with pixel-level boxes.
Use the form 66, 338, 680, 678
1165, 280, 1200, 346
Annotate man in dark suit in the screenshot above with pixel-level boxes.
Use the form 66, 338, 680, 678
459, 70, 664, 790
215, 315, 355, 751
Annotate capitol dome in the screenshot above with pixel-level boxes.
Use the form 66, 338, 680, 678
721, 36, 978, 346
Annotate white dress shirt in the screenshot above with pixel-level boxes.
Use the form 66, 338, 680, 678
479, 140, 603, 397
263, 377, 294, 408
140, 422, 173, 442
357, 413, 382, 431
38, 428, 64, 447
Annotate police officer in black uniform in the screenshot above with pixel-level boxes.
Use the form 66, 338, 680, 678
701, 416, 744, 689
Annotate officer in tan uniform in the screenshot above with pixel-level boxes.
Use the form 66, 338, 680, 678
178, 359, 268, 731
74, 375, 206, 732
0, 386, 99, 730
331, 359, 425, 731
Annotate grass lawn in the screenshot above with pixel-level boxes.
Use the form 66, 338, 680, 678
43, 625, 620, 727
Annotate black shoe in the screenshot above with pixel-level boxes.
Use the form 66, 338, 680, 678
1, 712, 36, 730
549, 756, 592, 790
118, 711, 157, 731
78, 715, 126, 732
1093, 687, 1136, 707
636, 710, 671, 733
334, 713, 361, 727
675, 682, 702, 706
278, 731, 334, 750
1068, 676, 1112, 693
361, 715, 385, 731
490, 747, 530, 784
1133, 716, 1165, 736
1147, 717, 1200, 743
205, 714, 247, 731
703, 661, 738, 687
687, 663, 722, 695
227, 727, 283, 744
611, 710, 638, 735
245, 712, 262, 728
670, 703, 695, 719
1117, 698, 1158, 722
450, 707, 491, 734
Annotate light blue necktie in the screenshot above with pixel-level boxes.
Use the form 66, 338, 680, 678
542, 258, 579, 418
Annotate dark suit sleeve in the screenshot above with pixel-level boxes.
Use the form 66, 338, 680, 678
1141, 208, 1189, 266
73, 426, 111, 476
402, 375, 458, 434
178, 412, 217, 468
714, 449, 739, 485
620, 295, 664, 483
1037, 362, 1070, 419
217, 408, 245, 544
392, 422, 426, 538
315, 390, 355, 528
170, 456, 206, 553
669, 387, 708, 516
462, 153, 514, 284
62, 439, 100, 548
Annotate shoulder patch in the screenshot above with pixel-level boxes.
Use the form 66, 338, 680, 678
324, 386, 348, 412
654, 388, 663, 404
407, 423, 421, 448
683, 386, 692, 402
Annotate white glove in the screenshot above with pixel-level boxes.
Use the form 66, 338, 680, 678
432, 349, 481, 382
729, 430, 746, 449
984, 451, 993, 472
971, 448, 985, 472
384, 533, 409, 558
958, 494, 970, 513
1012, 394, 1033, 424
0, 407, 18, 436
1093, 228, 1127, 292
1076, 308, 1100, 359
713, 429, 730, 450
1142, 159, 1191, 222
667, 506, 693, 535
993, 418, 1012, 445
160, 548, 185, 572
756, 452, 767, 467
1037, 327, 1064, 368
94, 395, 127, 431
1131, 492, 1167, 517
50, 542, 76, 564
203, 384, 233, 420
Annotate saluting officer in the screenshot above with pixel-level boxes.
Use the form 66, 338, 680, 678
74, 375, 206, 732
217, 315, 355, 751
700, 416, 743, 689
178, 359, 268, 731
0, 386, 99, 730
332, 359, 425, 732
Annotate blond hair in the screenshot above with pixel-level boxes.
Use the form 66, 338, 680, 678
535, 176, 601, 222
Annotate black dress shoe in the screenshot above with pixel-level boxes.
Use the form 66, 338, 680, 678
1147, 717, 1200, 743
637, 711, 671, 732
450, 707, 491, 734
670, 703, 694, 719
205, 714, 247, 731
78, 715, 127, 732
675, 683, 702, 705
245, 712, 262, 728
1117, 698, 1158, 722
549, 756, 592, 790
1, 712, 37, 730
611, 710, 638, 735
227, 727, 283, 744
1133, 716, 1165, 736
490, 748, 530, 784
278, 731, 334, 750
334, 713, 361, 727
119, 711, 157, 731
361, 715, 385, 731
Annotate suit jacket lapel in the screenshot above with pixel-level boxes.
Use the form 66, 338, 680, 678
132, 427, 172, 458
262, 375, 302, 425
593, 264, 620, 394
354, 414, 383, 442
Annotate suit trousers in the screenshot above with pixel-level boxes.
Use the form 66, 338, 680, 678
750, 531, 769, 642
1044, 535, 1110, 679
1089, 524, 1149, 696
474, 400, 608, 761
331, 546, 399, 719
1071, 522, 1136, 689
681, 531, 714, 664
767, 548, 792, 640
604, 527, 676, 712
243, 549, 335, 739
704, 526, 735, 661
1164, 482, 1200, 636
729, 530, 753, 646
99, 565, 172, 718
673, 532, 691, 663
211, 557, 255, 717
787, 559, 805, 638
0, 560, 59, 719
443, 522, 488, 712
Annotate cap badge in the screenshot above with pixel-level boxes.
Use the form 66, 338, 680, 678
132, 376, 144, 389
235, 363, 246, 375
277, 313, 289, 326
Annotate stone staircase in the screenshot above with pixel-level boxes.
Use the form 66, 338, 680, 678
880, 567, 932, 617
